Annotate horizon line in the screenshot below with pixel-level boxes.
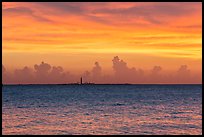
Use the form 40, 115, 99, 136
2, 83, 202, 86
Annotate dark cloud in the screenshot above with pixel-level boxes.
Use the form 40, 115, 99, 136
3, 7, 52, 23
147, 3, 194, 16
34, 2, 114, 25
92, 3, 197, 24
37, 2, 84, 15
34, 2, 110, 15
3, 2, 200, 26
85, 15, 113, 25
3, 7, 33, 15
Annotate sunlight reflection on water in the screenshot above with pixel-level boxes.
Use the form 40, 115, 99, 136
2, 85, 202, 135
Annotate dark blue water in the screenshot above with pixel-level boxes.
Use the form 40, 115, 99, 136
2, 85, 202, 135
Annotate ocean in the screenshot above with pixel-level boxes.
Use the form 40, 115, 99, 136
2, 84, 202, 135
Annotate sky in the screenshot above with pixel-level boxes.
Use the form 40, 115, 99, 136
2, 2, 202, 84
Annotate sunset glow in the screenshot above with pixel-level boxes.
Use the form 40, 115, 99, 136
2, 2, 202, 84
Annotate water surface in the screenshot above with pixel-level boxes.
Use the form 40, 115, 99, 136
2, 84, 202, 135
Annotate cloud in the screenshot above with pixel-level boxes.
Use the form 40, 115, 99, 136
2, 65, 6, 73
112, 56, 140, 83
3, 7, 33, 15
2, 65, 7, 84
48, 66, 66, 83
13, 66, 34, 84
82, 70, 91, 83
175, 25, 202, 29
2, 57, 201, 84
33, 61, 78, 84
32, 2, 114, 25
2, 65, 10, 84
34, 61, 51, 75
81, 62, 102, 83
92, 62, 102, 77
172, 65, 194, 84
92, 2, 199, 25
112, 56, 130, 73
148, 66, 163, 83
3, 2, 201, 29
90, 62, 102, 83
50, 66, 64, 75
3, 7, 52, 23
177, 65, 191, 79
34, 61, 51, 83
151, 66, 162, 74
177, 65, 190, 74
36, 2, 85, 15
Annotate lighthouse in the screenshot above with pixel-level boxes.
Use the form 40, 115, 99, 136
80, 77, 83, 84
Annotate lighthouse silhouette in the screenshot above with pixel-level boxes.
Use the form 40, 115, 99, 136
80, 77, 83, 85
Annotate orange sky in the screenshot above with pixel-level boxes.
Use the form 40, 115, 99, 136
2, 2, 202, 83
